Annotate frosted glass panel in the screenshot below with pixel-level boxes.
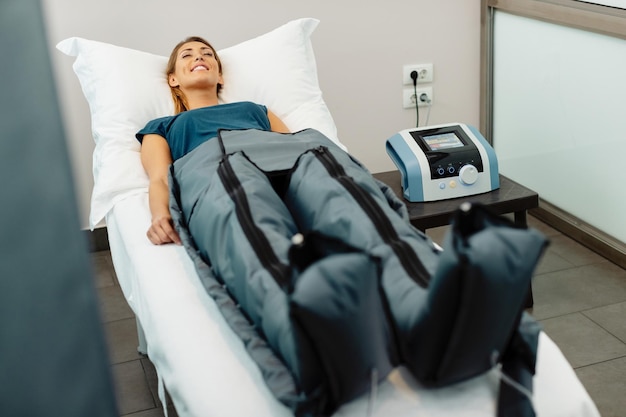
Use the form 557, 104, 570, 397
492, 11, 626, 243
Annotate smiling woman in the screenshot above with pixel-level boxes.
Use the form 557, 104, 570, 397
166, 37, 224, 112
136, 36, 290, 245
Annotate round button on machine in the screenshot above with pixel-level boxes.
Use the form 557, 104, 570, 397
459, 164, 479, 185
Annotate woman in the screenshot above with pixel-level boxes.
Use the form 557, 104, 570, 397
137, 36, 290, 245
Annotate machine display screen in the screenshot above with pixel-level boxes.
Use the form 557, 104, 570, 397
422, 132, 465, 151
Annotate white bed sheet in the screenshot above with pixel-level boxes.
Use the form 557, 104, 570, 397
106, 192, 601, 417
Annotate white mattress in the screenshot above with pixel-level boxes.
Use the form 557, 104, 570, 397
106, 192, 601, 417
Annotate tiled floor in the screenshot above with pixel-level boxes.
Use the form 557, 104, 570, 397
92, 251, 179, 417
91, 214, 626, 417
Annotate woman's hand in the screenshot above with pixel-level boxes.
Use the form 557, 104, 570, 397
147, 213, 181, 245
141, 134, 181, 245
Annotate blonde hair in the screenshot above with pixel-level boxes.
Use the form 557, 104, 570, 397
166, 36, 223, 114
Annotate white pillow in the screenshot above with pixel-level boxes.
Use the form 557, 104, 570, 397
56, 18, 340, 229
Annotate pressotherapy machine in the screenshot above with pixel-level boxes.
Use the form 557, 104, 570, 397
386, 123, 499, 202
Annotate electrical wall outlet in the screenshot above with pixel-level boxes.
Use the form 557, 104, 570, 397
403, 63, 433, 85
403, 87, 433, 108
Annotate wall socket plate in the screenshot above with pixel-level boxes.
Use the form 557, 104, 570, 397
403, 87, 433, 108
403, 63, 433, 85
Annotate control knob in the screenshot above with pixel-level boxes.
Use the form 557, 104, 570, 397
459, 164, 479, 185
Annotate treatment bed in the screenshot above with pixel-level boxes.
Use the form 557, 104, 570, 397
107, 191, 600, 417
57, 18, 601, 417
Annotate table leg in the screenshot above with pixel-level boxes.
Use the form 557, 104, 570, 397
524, 285, 534, 310
514, 210, 528, 227
513, 210, 535, 309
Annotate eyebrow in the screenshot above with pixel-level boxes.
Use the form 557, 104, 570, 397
179, 46, 213, 56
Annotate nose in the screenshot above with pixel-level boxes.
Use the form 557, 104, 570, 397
194, 54, 203, 61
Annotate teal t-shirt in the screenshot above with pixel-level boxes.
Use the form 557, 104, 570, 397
136, 101, 270, 160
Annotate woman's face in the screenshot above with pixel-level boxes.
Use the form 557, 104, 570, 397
168, 41, 223, 92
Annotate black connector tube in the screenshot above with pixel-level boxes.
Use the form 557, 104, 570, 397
411, 70, 419, 127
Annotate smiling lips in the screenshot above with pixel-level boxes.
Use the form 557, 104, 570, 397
192, 65, 209, 72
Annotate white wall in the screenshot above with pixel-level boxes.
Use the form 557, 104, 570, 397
43, 0, 481, 229
576, 0, 626, 8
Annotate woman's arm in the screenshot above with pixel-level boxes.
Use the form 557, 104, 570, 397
267, 109, 290, 133
140, 134, 181, 245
